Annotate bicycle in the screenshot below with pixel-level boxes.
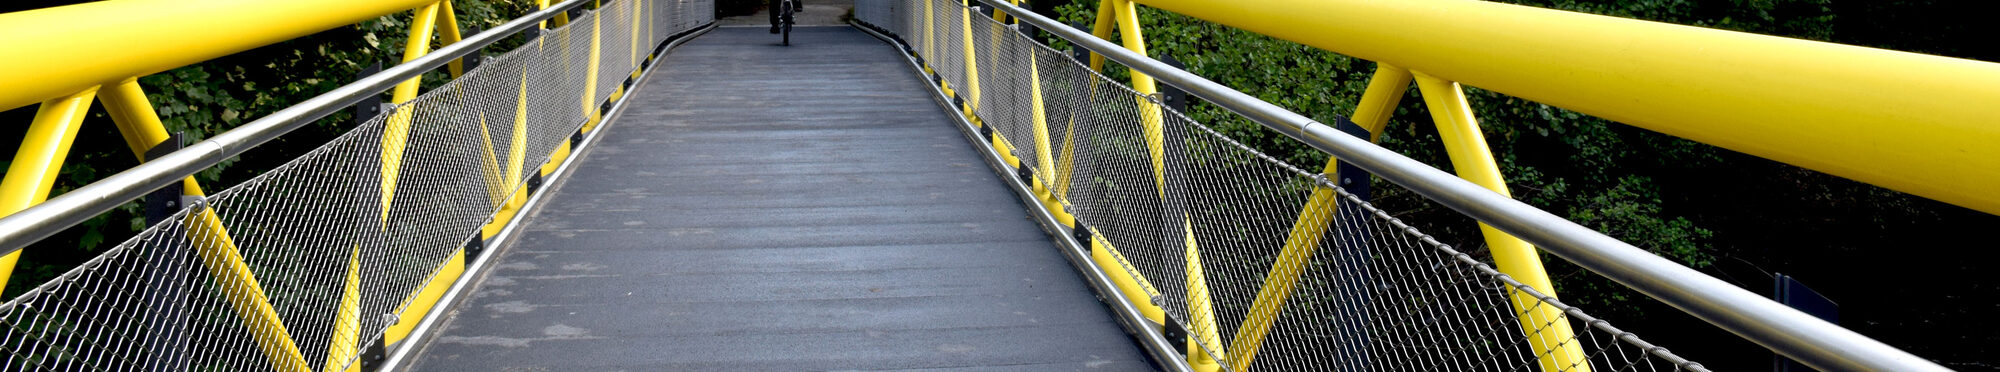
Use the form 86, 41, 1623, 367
776, 0, 798, 46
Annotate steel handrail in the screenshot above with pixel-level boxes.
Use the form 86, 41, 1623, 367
975, 0, 1948, 370
0, 0, 592, 257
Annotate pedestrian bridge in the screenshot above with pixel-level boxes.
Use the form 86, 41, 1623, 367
0, 0, 1986, 371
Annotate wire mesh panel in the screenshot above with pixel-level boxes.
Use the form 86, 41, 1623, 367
857, 1, 1706, 371
0, 1, 711, 370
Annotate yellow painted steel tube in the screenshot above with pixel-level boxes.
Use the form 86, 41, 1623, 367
0, 88, 97, 289
1126, 0, 2000, 215
958, 4, 981, 112
1416, 73, 1589, 372
0, 0, 438, 111
326, 250, 364, 372
1023, 39, 1073, 226
1221, 64, 1411, 371
1088, 232, 1165, 322
97, 79, 315, 372
384, 250, 466, 344
1102, 2, 1222, 369
580, 6, 605, 133
439, 0, 467, 78
631, 0, 641, 68
381, 2, 444, 222
483, 66, 536, 239
476, 113, 509, 207
1086, 0, 1114, 72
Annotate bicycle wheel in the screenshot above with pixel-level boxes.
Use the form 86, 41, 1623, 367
780, 0, 793, 46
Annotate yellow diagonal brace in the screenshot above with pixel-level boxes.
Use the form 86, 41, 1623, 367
483, 65, 536, 239
438, 0, 466, 77
99, 80, 313, 372
1415, 73, 1590, 372
958, 2, 982, 112
1105, 1, 1221, 369
0, 89, 95, 289
579, 2, 605, 133
325, 249, 363, 372
1223, 64, 1410, 371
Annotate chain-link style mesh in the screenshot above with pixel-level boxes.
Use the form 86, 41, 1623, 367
0, 1, 711, 370
857, 1, 1706, 371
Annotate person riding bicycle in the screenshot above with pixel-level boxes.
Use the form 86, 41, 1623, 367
769, 0, 800, 34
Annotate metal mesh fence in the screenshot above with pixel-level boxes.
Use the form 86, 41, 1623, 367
857, 1, 1706, 371
0, 1, 711, 370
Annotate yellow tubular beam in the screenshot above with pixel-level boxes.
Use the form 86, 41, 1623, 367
438, 0, 466, 77
326, 250, 363, 372
1125, 0, 2000, 215
98, 79, 314, 372
922, 0, 933, 71
0, 89, 96, 291
1086, 0, 1114, 71
1415, 73, 1589, 372
483, 66, 536, 239
475, 112, 508, 207
383, 0, 440, 218
382, 1, 482, 352
631, 0, 641, 68
1222, 64, 1411, 371
1105, 2, 1221, 369
1088, 231, 1164, 323
1023, 33, 1071, 226
958, 3, 981, 112
542, 141, 572, 176
384, 251, 466, 344
0, 0, 437, 111
579, 5, 604, 133
537, 0, 554, 28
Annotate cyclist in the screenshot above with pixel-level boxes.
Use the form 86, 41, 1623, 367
769, 0, 801, 34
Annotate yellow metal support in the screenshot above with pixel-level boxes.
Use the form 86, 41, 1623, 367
1222, 64, 1410, 371
922, 0, 934, 73
482, 65, 536, 239
1048, 5, 1166, 332
1086, 0, 1114, 71
1122, 0, 2000, 216
1015, 1, 1071, 227
382, 251, 466, 344
1097, 2, 1222, 369
579, 2, 606, 133
438, 0, 467, 77
957, 3, 981, 113
1415, 73, 1590, 372
0, 0, 439, 111
97, 79, 316, 371
631, 0, 642, 69
0, 89, 96, 294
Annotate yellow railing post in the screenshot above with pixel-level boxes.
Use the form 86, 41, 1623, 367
1222, 64, 1411, 371
1414, 73, 1590, 372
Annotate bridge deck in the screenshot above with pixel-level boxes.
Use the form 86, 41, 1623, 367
407, 26, 1151, 371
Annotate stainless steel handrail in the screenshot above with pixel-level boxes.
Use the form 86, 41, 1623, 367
973, 0, 1946, 370
0, 0, 591, 256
